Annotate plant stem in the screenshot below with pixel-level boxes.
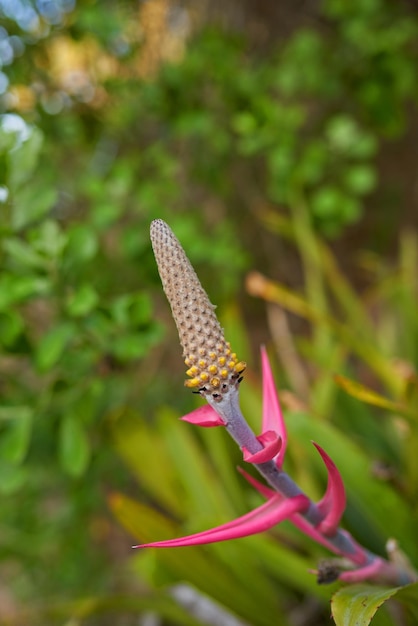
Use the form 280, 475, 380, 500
211, 387, 417, 585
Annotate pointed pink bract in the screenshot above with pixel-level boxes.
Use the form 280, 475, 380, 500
261, 347, 287, 466
180, 405, 226, 427
242, 430, 282, 463
237, 467, 343, 552
339, 558, 387, 583
134, 494, 309, 549
313, 442, 346, 536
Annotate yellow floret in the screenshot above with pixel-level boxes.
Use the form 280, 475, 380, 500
235, 361, 247, 373
184, 377, 201, 388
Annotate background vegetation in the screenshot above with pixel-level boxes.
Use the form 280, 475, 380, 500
0, 0, 417, 624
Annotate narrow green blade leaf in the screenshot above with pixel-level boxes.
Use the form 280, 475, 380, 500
334, 374, 415, 422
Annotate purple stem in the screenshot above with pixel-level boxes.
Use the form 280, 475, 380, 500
209, 386, 415, 584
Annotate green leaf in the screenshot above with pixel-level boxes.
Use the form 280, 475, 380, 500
344, 165, 377, 195
311, 186, 353, 219
90, 201, 121, 229
350, 133, 378, 159
331, 583, 418, 626
32, 219, 67, 258
2, 237, 45, 269
11, 184, 57, 231
49, 592, 203, 626
8, 126, 44, 189
295, 141, 327, 184
326, 116, 360, 152
66, 284, 99, 317
109, 293, 152, 326
112, 410, 186, 517
232, 111, 258, 135
110, 333, 150, 361
35, 322, 75, 371
59, 415, 90, 477
0, 274, 50, 310
64, 224, 99, 264
158, 407, 236, 521
0, 310, 24, 346
0, 124, 19, 153
0, 460, 28, 494
0, 406, 33, 464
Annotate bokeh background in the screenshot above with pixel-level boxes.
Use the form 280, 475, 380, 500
0, 1, 418, 624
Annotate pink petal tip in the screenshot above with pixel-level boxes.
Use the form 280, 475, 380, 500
180, 405, 226, 427
313, 442, 346, 536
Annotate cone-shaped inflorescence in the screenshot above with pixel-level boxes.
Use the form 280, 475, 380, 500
150, 219, 246, 402
146, 219, 418, 587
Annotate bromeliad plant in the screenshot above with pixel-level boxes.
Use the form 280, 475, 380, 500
139, 218, 417, 587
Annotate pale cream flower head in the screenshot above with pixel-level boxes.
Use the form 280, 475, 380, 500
150, 219, 246, 401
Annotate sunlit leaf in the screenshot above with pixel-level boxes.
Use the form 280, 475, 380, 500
66, 284, 99, 317
331, 582, 418, 626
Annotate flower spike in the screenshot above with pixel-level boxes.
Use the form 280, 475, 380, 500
147, 219, 418, 586
150, 219, 246, 404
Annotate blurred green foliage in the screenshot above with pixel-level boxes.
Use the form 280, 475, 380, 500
0, 0, 417, 623
0, 113, 164, 486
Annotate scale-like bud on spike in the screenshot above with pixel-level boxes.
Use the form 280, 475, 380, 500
150, 219, 246, 401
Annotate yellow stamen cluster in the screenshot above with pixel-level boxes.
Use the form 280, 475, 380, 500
150, 219, 246, 400
184, 342, 246, 395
